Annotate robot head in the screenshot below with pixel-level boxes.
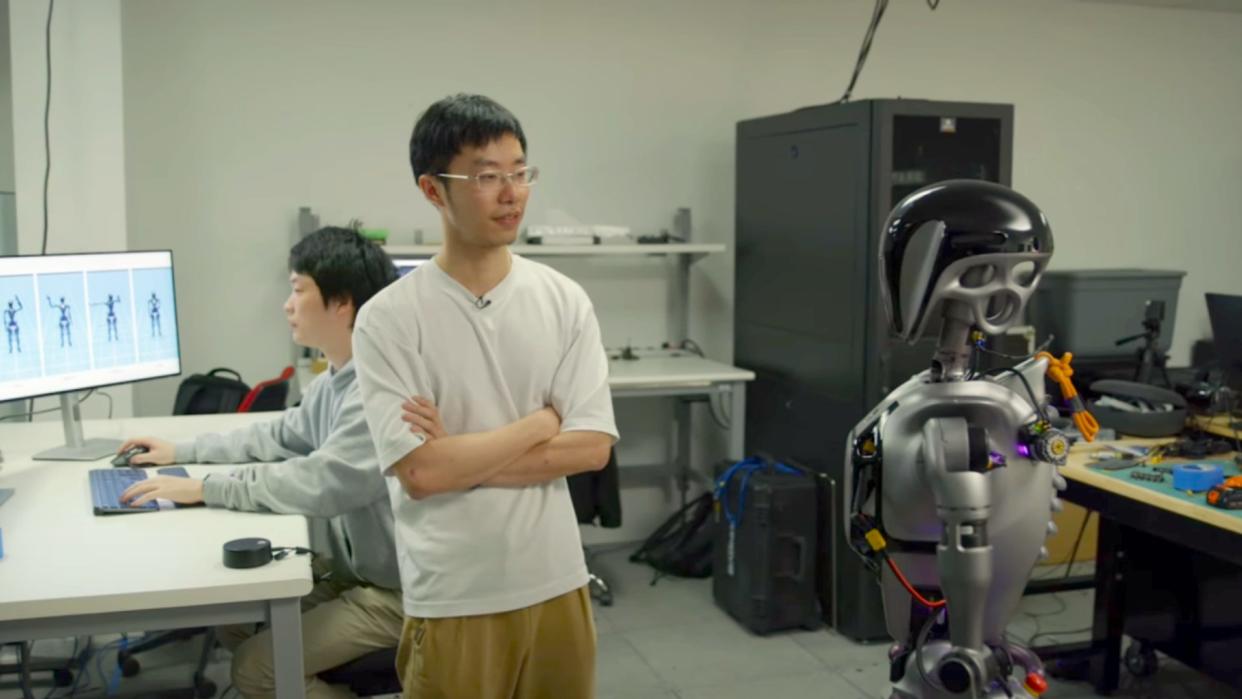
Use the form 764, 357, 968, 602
879, 180, 1053, 342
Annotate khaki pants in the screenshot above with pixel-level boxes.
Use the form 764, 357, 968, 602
218, 577, 405, 699
397, 586, 595, 699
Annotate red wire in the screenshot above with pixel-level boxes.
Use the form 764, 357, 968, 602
886, 556, 947, 609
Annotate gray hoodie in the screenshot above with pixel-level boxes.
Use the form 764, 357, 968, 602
175, 362, 399, 589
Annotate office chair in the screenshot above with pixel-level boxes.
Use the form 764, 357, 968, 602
0, 642, 74, 699
318, 648, 401, 696
568, 448, 622, 607
115, 629, 217, 698
237, 366, 294, 413
585, 548, 615, 607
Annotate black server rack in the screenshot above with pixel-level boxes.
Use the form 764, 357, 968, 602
734, 98, 1013, 641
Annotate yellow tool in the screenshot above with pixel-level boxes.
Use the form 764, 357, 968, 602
1037, 351, 1100, 442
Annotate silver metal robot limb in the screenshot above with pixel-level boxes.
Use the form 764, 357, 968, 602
922, 415, 996, 695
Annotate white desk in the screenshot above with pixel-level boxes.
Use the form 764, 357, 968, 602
607, 355, 755, 501
0, 414, 312, 698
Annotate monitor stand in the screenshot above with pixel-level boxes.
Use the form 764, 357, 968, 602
33, 394, 122, 461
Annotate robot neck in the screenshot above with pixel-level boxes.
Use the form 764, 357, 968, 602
929, 302, 974, 382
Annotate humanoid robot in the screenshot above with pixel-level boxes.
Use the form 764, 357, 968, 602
93, 293, 121, 342
147, 292, 161, 338
845, 180, 1091, 699
47, 295, 73, 348
4, 296, 21, 353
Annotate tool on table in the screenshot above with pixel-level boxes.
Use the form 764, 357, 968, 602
1207, 476, 1242, 510
1170, 463, 1225, 493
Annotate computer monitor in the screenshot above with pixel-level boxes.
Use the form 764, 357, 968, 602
1206, 292, 1242, 394
392, 257, 428, 278
0, 250, 181, 460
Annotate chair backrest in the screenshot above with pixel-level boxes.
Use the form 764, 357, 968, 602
172, 368, 250, 415
237, 366, 295, 413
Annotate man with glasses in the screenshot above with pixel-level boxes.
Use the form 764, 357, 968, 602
353, 94, 618, 698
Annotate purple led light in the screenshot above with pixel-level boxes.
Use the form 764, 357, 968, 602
1016, 444, 1031, 458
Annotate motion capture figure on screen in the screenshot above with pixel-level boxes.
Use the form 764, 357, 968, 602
93, 294, 121, 342
147, 292, 162, 338
47, 295, 73, 348
4, 295, 21, 353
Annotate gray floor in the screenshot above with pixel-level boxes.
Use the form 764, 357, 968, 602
4, 547, 1240, 698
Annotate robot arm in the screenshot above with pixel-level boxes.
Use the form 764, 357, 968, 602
923, 418, 993, 649
921, 417, 998, 695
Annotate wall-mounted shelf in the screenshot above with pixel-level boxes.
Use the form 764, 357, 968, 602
384, 242, 724, 356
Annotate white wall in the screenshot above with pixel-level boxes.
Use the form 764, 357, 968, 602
7, 0, 132, 421
0, 0, 15, 423
119, 0, 1242, 540
0, 0, 15, 194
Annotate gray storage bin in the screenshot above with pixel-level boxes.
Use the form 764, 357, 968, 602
1027, 269, 1186, 359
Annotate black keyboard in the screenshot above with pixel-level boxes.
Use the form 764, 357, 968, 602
90, 467, 192, 515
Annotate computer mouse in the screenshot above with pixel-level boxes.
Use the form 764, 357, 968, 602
111, 446, 150, 467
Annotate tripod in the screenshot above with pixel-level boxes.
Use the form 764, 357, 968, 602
1115, 299, 1171, 387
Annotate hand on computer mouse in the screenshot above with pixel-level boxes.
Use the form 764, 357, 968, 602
115, 437, 175, 466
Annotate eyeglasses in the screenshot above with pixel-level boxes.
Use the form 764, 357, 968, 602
436, 166, 539, 192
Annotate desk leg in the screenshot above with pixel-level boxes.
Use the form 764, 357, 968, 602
676, 397, 691, 509
268, 597, 305, 699
18, 642, 34, 699
728, 381, 746, 460
1090, 517, 1126, 695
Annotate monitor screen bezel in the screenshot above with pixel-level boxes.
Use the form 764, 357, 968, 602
392, 255, 431, 276
1206, 292, 1242, 393
0, 249, 184, 403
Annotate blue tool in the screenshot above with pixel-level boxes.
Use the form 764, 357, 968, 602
1171, 463, 1225, 492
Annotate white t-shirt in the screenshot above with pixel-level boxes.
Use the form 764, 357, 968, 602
353, 254, 619, 618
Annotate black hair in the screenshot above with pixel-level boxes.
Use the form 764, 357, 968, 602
288, 227, 397, 321
408, 94, 527, 181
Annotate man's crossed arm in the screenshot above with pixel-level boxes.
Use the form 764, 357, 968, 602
390, 398, 611, 499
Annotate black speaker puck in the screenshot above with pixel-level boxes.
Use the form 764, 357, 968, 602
223, 537, 273, 569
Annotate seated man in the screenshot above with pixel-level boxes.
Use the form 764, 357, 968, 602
118, 227, 410, 699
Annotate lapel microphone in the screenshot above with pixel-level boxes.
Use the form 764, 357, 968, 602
474, 296, 491, 310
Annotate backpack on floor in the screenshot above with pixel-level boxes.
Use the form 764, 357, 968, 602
629, 492, 715, 580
